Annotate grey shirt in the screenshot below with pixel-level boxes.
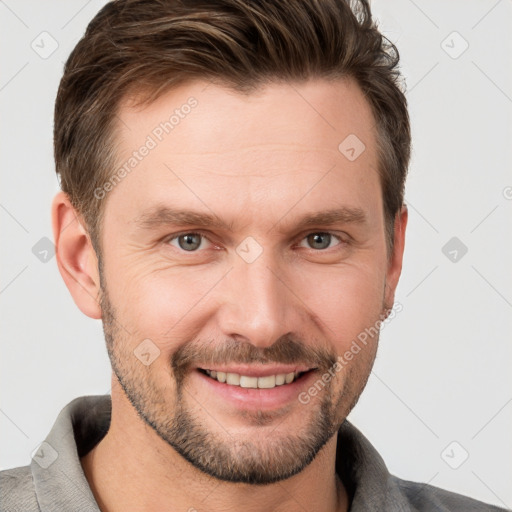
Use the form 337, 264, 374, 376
0, 395, 507, 511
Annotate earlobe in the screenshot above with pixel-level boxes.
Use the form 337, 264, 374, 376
51, 191, 102, 319
384, 205, 408, 309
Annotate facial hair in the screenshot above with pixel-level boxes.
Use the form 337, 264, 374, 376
99, 278, 382, 485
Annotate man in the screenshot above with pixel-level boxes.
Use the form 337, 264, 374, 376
1, 0, 506, 511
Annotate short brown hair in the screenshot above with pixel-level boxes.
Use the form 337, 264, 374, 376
54, 0, 410, 256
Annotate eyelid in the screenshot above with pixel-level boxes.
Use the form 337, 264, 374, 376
294, 230, 348, 250
164, 230, 216, 248
164, 229, 349, 252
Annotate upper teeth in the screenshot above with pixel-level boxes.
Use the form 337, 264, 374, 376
204, 370, 302, 389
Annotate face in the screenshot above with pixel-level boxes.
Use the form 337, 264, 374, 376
96, 78, 402, 484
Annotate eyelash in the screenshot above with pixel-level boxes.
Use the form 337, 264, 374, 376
164, 230, 348, 253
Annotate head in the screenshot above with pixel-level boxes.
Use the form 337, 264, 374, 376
52, 0, 410, 485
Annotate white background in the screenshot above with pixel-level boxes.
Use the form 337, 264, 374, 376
1, 0, 511, 508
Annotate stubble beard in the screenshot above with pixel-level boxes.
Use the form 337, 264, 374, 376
99, 282, 380, 484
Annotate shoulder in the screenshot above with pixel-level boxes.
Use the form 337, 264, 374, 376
0, 465, 40, 512
393, 475, 509, 511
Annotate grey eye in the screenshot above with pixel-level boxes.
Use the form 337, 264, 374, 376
175, 233, 203, 251
304, 233, 337, 250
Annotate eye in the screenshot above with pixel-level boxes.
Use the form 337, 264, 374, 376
299, 232, 344, 250
167, 232, 211, 252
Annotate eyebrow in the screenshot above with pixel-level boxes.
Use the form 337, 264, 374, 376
274, 206, 368, 233
134, 205, 368, 233
134, 207, 233, 231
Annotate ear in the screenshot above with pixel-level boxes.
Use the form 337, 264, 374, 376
384, 204, 408, 309
51, 191, 102, 319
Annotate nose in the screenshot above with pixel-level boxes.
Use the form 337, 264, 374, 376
215, 251, 304, 349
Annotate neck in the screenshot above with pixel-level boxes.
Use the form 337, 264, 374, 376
80, 382, 349, 512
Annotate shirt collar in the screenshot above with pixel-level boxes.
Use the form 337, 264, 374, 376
335, 420, 411, 511
30, 394, 410, 511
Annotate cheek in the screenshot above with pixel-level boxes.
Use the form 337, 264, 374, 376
108, 262, 225, 342
294, 262, 385, 350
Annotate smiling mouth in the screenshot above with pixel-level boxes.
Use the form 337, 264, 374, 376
198, 368, 314, 389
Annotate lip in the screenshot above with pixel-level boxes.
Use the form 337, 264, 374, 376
195, 364, 314, 378
194, 368, 318, 411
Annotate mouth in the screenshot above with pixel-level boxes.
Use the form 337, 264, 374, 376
198, 368, 313, 389
193, 365, 319, 411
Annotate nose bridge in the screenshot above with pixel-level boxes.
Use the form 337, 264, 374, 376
217, 247, 299, 348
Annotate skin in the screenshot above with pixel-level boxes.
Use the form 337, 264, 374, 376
52, 77, 407, 512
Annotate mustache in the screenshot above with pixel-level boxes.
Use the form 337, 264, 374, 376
171, 335, 338, 383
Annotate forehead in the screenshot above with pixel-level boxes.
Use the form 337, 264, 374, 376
118, 77, 376, 157
106, 78, 381, 231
